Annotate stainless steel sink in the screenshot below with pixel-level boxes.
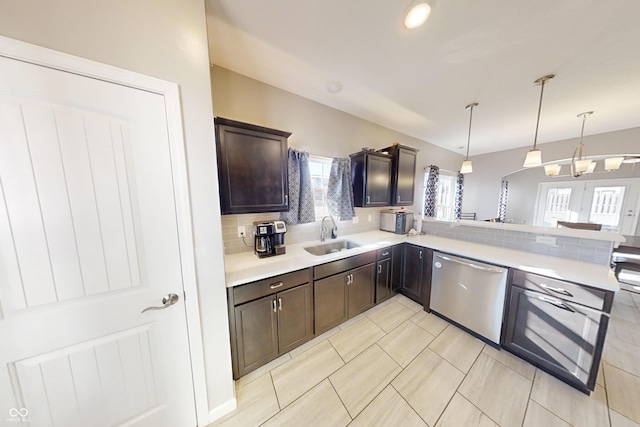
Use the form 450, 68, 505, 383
303, 240, 361, 256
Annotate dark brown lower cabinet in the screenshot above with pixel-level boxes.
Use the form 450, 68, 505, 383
348, 263, 376, 317
314, 273, 348, 334
234, 296, 278, 377
376, 257, 392, 303
391, 244, 403, 293
278, 284, 314, 353
233, 282, 313, 378
314, 254, 376, 335
401, 244, 431, 305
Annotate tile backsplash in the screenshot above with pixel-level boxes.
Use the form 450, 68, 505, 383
221, 208, 383, 255
421, 220, 614, 265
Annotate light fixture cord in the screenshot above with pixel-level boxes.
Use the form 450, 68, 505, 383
532, 79, 547, 151
466, 105, 474, 160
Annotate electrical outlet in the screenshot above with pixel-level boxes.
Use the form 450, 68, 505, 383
237, 225, 246, 238
352, 216, 359, 224
367, 215, 372, 222
536, 235, 557, 245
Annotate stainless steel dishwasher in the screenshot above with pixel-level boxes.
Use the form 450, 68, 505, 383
431, 252, 508, 344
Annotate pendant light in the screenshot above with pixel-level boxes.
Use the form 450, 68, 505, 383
605, 157, 624, 171
404, 2, 431, 29
523, 74, 555, 167
544, 164, 562, 176
571, 111, 594, 177
460, 102, 478, 174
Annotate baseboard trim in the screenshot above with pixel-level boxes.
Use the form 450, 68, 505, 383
205, 398, 237, 425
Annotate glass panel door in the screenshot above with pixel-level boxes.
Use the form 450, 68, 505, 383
582, 179, 640, 235
534, 183, 582, 227
535, 178, 640, 234
587, 186, 626, 231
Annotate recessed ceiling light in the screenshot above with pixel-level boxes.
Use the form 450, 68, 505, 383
326, 80, 343, 94
404, 3, 431, 29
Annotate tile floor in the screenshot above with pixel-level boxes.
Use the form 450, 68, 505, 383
210, 292, 640, 427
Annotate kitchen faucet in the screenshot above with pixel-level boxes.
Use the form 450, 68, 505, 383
320, 215, 338, 242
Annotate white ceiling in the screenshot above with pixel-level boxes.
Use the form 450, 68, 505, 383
206, 0, 640, 156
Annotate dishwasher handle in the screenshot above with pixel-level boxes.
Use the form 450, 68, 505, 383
435, 254, 505, 273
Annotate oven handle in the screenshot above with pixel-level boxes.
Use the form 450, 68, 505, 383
537, 294, 576, 313
436, 254, 505, 274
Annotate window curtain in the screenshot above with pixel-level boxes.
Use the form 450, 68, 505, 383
423, 165, 439, 217
326, 157, 355, 220
279, 148, 315, 225
453, 172, 464, 220
498, 180, 509, 222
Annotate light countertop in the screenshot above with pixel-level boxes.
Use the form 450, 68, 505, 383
224, 230, 620, 292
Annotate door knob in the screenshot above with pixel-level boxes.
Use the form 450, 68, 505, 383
142, 293, 179, 313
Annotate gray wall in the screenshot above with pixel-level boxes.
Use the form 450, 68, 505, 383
463, 127, 640, 226
0, 0, 234, 418
210, 65, 465, 216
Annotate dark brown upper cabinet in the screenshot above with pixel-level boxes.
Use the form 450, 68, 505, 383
215, 117, 290, 214
380, 144, 418, 206
350, 151, 392, 207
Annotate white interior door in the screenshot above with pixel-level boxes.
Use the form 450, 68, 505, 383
0, 51, 196, 426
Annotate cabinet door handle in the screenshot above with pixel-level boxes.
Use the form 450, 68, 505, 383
278, 297, 282, 311
382, 251, 389, 257
378, 264, 382, 274
366, 196, 370, 204
540, 283, 574, 297
272, 299, 277, 313
397, 195, 400, 203
270, 282, 284, 289
419, 250, 422, 259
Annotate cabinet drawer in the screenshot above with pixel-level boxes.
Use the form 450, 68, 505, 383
512, 270, 606, 310
314, 251, 377, 280
377, 248, 392, 260
234, 269, 310, 305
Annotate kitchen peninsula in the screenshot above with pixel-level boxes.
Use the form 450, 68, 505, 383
224, 225, 620, 393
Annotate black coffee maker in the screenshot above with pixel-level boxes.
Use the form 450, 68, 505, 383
253, 220, 287, 258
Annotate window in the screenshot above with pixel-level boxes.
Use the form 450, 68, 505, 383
308, 155, 332, 220
422, 171, 457, 221
435, 174, 456, 221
